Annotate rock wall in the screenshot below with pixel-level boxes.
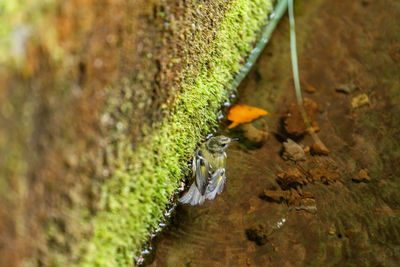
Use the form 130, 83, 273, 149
0, 0, 276, 265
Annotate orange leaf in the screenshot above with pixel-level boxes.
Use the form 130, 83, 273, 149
227, 104, 268, 129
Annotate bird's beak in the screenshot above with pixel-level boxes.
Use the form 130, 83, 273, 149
230, 137, 239, 142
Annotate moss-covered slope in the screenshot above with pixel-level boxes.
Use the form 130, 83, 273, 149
0, 0, 278, 265
88, 1, 276, 265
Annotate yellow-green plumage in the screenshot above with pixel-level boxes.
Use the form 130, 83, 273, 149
179, 136, 235, 205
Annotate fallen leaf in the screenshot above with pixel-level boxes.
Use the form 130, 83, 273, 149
227, 104, 268, 129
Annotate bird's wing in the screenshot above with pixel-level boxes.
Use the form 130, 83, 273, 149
194, 149, 209, 195
206, 153, 226, 193
205, 169, 226, 200
206, 169, 224, 193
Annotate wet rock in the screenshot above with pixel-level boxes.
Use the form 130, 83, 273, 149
284, 98, 319, 137
260, 189, 287, 203
282, 139, 306, 161
300, 197, 316, 206
295, 204, 317, 214
335, 83, 358, 94
288, 188, 301, 206
276, 168, 308, 190
351, 94, 370, 108
240, 123, 268, 144
286, 188, 316, 207
311, 141, 329, 155
246, 224, 269, 245
305, 85, 316, 93
232, 123, 268, 149
299, 191, 314, 198
294, 196, 317, 214
352, 169, 371, 183
309, 167, 340, 184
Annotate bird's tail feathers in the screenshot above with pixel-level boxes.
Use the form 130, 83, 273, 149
205, 174, 226, 200
178, 183, 205, 206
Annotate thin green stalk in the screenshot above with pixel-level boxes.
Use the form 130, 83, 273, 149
288, 0, 303, 107
288, 0, 328, 150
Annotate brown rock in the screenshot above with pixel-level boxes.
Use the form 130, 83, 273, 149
282, 139, 306, 161
276, 168, 308, 190
284, 98, 319, 137
300, 191, 314, 198
235, 123, 269, 149
300, 197, 316, 206
260, 190, 287, 203
309, 167, 340, 184
296, 186, 303, 195
352, 169, 371, 182
295, 203, 317, 214
288, 188, 301, 206
295, 197, 317, 214
335, 83, 358, 94
240, 123, 268, 143
351, 94, 370, 109
305, 85, 316, 93
312, 141, 329, 155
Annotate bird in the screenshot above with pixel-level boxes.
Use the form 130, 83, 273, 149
179, 135, 237, 205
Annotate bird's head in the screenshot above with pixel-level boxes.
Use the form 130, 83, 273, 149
206, 135, 238, 153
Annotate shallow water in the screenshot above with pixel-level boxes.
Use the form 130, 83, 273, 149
146, 0, 400, 266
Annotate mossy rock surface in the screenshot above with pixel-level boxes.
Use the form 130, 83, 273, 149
0, 0, 278, 265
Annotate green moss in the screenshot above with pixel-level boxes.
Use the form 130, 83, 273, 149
82, 0, 275, 265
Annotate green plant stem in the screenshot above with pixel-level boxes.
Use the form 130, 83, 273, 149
289, 0, 303, 104
288, 0, 328, 149
230, 0, 289, 90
